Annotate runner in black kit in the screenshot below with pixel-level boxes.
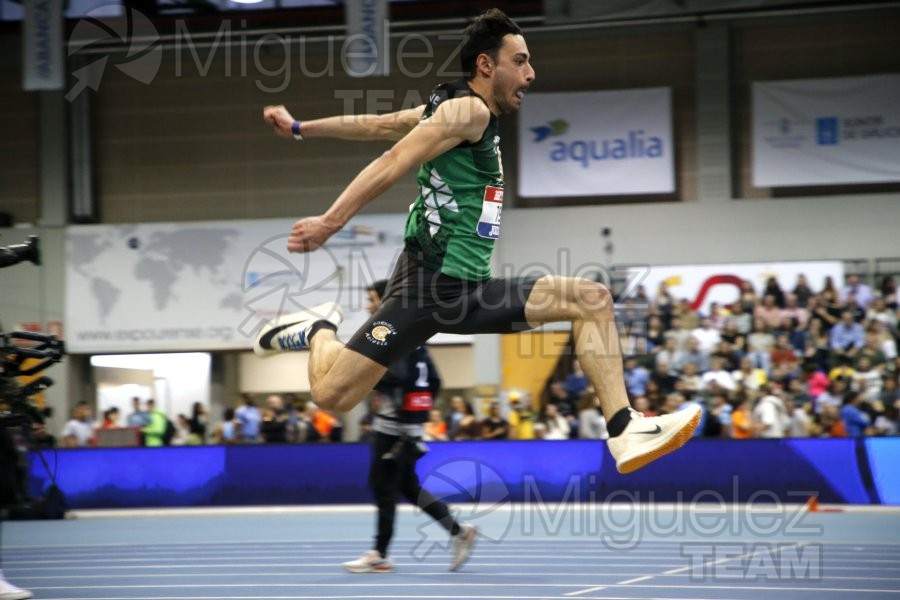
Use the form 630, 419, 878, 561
255, 8, 700, 482
342, 280, 475, 573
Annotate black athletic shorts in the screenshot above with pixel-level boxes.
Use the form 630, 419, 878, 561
346, 251, 540, 367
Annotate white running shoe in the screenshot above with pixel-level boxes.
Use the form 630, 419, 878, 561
607, 405, 702, 474
0, 573, 33, 600
449, 524, 477, 572
253, 302, 343, 357
342, 550, 394, 574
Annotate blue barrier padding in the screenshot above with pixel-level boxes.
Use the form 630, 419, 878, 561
27, 438, 893, 509
865, 438, 900, 505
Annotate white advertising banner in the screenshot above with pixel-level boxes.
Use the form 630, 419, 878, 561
23, 0, 64, 90
753, 74, 900, 187
518, 88, 674, 197
66, 217, 470, 353
633, 261, 844, 315
344, 0, 389, 77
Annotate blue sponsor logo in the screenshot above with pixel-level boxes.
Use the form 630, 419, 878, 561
816, 117, 839, 145
548, 130, 664, 169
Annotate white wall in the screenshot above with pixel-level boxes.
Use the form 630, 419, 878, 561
496, 194, 900, 276
90, 353, 211, 420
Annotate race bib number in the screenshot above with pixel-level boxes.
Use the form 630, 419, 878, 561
402, 392, 433, 412
476, 186, 503, 239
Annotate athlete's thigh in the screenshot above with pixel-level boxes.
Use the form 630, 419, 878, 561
523, 275, 611, 326
437, 275, 539, 335
346, 295, 439, 368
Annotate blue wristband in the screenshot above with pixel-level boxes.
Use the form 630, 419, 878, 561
291, 120, 303, 140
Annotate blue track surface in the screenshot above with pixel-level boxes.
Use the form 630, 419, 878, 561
3, 506, 900, 599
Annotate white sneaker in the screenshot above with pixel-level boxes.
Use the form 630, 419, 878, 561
253, 302, 343, 357
449, 524, 477, 572
607, 405, 702, 474
342, 550, 394, 573
0, 575, 33, 600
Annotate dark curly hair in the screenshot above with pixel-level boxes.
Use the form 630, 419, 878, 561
460, 9, 523, 80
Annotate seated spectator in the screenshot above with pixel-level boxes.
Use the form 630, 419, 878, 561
804, 318, 832, 372
447, 395, 467, 440
235, 395, 262, 443
645, 315, 667, 352
577, 394, 608, 440
770, 333, 800, 372
755, 294, 784, 330
865, 296, 897, 330
856, 331, 887, 371
564, 359, 590, 399
707, 302, 729, 330
705, 393, 732, 438
664, 316, 692, 352
753, 385, 790, 439
624, 357, 650, 398
763, 276, 786, 308
644, 380, 666, 411
816, 378, 849, 416
632, 395, 657, 417
453, 400, 481, 441
171, 414, 191, 446
726, 301, 753, 336
819, 404, 847, 437
800, 362, 830, 399
655, 338, 684, 374
507, 392, 536, 440
691, 317, 722, 355
212, 407, 241, 444
840, 391, 872, 437
99, 407, 120, 430
480, 402, 509, 440
188, 402, 208, 445
781, 293, 809, 328
654, 281, 676, 329
423, 409, 448, 441
676, 298, 700, 331
746, 319, 775, 372
791, 274, 815, 308
542, 403, 571, 440
853, 357, 883, 401
651, 360, 678, 395
711, 339, 742, 372
841, 274, 874, 309
61, 401, 95, 448
548, 380, 577, 420
731, 396, 754, 439
142, 399, 168, 447
679, 362, 703, 397
788, 395, 814, 438
829, 310, 865, 358
676, 337, 710, 373
702, 356, 737, 392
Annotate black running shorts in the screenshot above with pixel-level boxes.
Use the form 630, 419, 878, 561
346, 252, 540, 367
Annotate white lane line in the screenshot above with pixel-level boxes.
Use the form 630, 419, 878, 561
562, 586, 607, 597
617, 576, 654, 585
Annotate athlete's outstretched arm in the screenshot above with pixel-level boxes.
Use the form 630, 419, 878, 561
286, 97, 490, 253
263, 104, 426, 142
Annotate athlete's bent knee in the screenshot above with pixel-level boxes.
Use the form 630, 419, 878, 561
573, 278, 613, 314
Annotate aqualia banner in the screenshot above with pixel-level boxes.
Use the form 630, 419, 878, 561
753, 74, 900, 187
518, 88, 674, 197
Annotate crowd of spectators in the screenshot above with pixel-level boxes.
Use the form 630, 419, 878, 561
534, 273, 899, 440
56, 273, 899, 446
